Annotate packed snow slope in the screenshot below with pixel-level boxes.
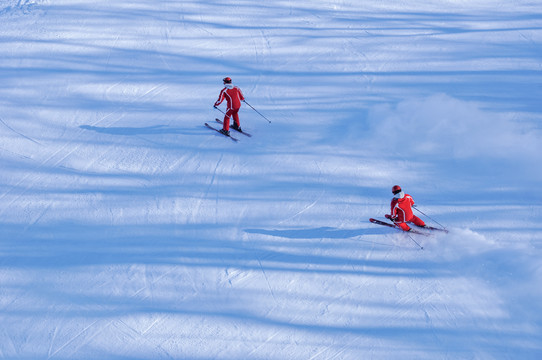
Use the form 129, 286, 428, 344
1, 0, 542, 359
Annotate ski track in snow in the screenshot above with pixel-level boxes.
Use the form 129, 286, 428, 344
1, 0, 542, 359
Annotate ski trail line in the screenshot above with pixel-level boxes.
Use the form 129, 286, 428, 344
0, 117, 42, 145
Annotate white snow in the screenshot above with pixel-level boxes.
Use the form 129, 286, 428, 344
1, 0, 542, 359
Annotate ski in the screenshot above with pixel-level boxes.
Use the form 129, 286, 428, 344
369, 218, 428, 236
204, 123, 238, 142
423, 225, 448, 233
424, 225, 448, 233
369, 218, 397, 229
215, 118, 252, 137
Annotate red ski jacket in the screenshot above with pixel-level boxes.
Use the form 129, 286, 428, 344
214, 84, 245, 110
390, 193, 416, 222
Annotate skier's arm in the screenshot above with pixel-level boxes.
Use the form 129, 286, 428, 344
214, 90, 225, 107
386, 199, 398, 220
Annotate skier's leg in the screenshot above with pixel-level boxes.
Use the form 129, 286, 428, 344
232, 109, 240, 127
411, 215, 426, 227
223, 109, 233, 131
393, 209, 410, 231
395, 221, 411, 231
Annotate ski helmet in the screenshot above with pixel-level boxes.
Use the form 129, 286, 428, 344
223, 77, 232, 84
392, 185, 402, 195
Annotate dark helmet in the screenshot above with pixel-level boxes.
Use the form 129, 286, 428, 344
223, 77, 232, 84
392, 185, 402, 195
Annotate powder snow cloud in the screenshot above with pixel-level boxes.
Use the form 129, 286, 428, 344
366, 93, 542, 161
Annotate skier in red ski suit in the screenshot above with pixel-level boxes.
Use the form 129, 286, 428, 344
385, 185, 426, 231
214, 77, 245, 135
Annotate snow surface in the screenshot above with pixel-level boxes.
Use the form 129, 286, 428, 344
1, 0, 542, 359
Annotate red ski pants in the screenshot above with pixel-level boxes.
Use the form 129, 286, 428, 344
394, 215, 425, 231
222, 108, 240, 131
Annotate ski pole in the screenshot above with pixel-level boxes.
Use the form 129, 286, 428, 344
214, 106, 226, 115
243, 100, 271, 123
413, 206, 447, 230
406, 232, 424, 250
